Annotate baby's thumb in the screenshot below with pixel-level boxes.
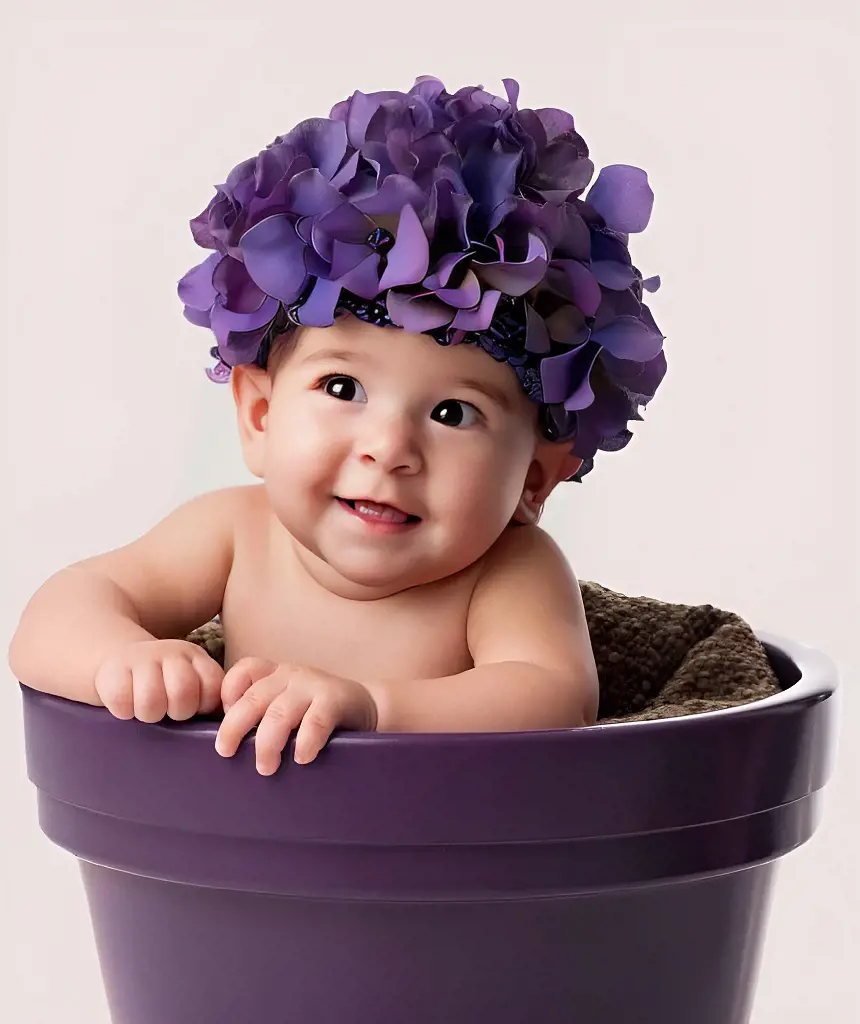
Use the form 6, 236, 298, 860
192, 651, 225, 714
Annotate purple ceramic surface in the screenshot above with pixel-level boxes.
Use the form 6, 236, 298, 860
21, 632, 838, 1024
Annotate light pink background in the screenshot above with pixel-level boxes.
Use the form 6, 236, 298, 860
1, 1, 857, 1020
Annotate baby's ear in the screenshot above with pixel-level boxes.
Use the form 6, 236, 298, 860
231, 364, 273, 479
513, 442, 582, 525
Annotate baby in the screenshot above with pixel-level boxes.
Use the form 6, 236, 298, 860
8, 77, 665, 773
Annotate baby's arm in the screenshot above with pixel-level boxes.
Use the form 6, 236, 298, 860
8, 487, 242, 710
369, 526, 599, 732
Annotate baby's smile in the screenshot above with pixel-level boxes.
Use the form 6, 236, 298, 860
335, 496, 422, 530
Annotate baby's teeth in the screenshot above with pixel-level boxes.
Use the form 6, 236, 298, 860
357, 501, 407, 524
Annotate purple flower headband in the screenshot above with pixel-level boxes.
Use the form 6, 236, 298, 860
178, 76, 665, 480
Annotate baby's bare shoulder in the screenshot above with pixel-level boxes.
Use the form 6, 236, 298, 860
71, 485, 261, 640
475, 523, 573, 583
467, 525, 597, 700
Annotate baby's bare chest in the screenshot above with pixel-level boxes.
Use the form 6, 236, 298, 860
220, 544, 476, 684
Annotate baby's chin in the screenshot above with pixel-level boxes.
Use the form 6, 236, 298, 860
314, 548, 447, 599
305, 534, 481, 599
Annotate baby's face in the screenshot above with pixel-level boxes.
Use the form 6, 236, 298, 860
249, 317, 542, 594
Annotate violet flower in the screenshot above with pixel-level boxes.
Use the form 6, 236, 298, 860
178, 76, 665, 478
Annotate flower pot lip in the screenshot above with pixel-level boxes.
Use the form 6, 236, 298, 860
32, 628, 831, 744
21, 630, 839, 854
587, 630, 838, 733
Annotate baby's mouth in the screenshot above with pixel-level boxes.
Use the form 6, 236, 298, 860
336, 497, 421, 525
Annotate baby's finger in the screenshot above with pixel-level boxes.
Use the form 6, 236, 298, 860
221, 656, 276, 711
162, 656, 201, 721
192, 651, 225, 714
293, 698, 339, 765
132, 660, 169, 723
94, 661, 134, 720
215, 674, 281, 758
253, 694, 312, 775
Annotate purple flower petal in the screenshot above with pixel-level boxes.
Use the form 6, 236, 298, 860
602, 349, 667, 401
424, 251, 471, 290
358, 141, 397, 182
304, 245, 331, 280
330, 150, 361, 191
531, 148, 594, 193
294, 215, 313, 245
563, 363, 600, 411
386, 289, 453, 332
330, 239, 373, 280
410, 76, 446, 106
525, 302, 551, 354
219, 323, 272, 366
286, 168, 343, 218
336, 252, 383, 299
642, 274, 661, 293
240, 214, 308, 303
311, 202, 373, 262
586, 165, 654, 234
485, 195, 519, 236
590, 285, 642, 332
205, 359, 232, 383
451, 288, 501, 330
592, 315, 664, 361
331, 90, 379, 149
547, 202, 592, 261
462, 142, 522, 232
210, 293, 280, 345
189, 208, 219, 250
591, 260, 638, 291
423, 178, 472, 249
280, 118, 348, 181
295, 277, 341, 327
502, 78, 520, 109
378, 204, 430, 290
579, 385, 633, 437
435, 268, 481, 309
385, 128, 420, 177
212, 256, 269, 313
411, 133, 459, 176
354, 174, 427, 217
545, 304, 589, 346
477, 233, 548, 296
540, 341, 600, 406
177, 252, 221, 311
183, 305, 212, 329
253, 147, 292, 202
544, 259, 602, 317
535, 107, 577, 142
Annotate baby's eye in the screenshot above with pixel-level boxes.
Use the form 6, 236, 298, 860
430, 399, 481, 428
321, 375, 367, 402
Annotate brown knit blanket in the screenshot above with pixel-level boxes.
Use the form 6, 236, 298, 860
186, 581, 781, 724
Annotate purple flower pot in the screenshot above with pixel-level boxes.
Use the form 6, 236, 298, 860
22, 632, 837, 1024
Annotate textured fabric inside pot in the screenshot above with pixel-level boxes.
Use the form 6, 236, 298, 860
186, 582, 781, 724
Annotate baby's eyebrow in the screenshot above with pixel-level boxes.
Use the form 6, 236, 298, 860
299, 348, 362, 366
454, 377, 513, 412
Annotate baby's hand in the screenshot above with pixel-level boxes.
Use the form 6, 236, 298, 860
94, 639, 224, 723
215, 658, 378, 773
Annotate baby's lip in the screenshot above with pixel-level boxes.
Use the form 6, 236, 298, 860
337, 496, 422, 522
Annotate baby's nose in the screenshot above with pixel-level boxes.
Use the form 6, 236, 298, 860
357, 414, 422, 474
